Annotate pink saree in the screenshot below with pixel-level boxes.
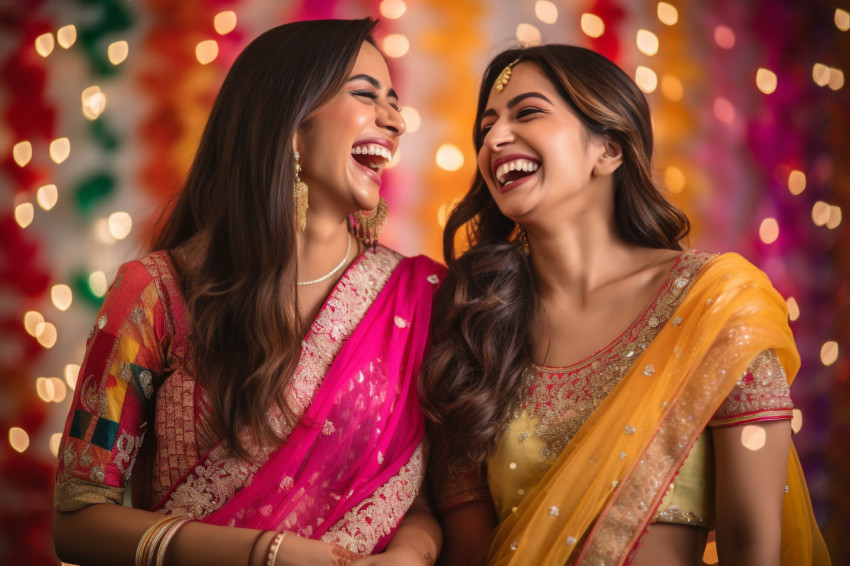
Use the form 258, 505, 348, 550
54, 245, 445, 556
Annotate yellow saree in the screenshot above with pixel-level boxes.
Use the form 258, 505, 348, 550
488, 253, 830, 565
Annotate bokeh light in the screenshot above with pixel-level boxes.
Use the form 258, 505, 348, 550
664, 166, 685, 193
713, 98, 735, 124
49, 137, 70, 164
196, 40, 218, 64
12, 140, 32, 166
108, 211, 133, 240
436, 143, 464, 171
400, 106, 421, 133
535, 1, 558, 24
635, 66, 658, 93
758, 218, 779, 244
89, 271, 109, 297
382, 34, 410, 58
788, 169, 806, 195
786, 297, 800, 322
756, 68, 778, 94
657, 2, 678, 25
821, 341, 839, 366
65, 364, 80, 390
660, 74, 683, 101
714, 26, 735, 49
57, 24, 77, 48
379, 0, 407, 19
516, 23, 542, 47
35, 33, 54, 57
9, 428, 29, 453
82, 86, 106, 120
581, 14, 605, 38
51, 284, 73, 311
36, 184, 59, 211
836, 8, 850, 31
636, 30, 659, 56
214, 11, 237, 34
108, 40, 129, 65
741, 425, 767, 451
14, 203, 34, 228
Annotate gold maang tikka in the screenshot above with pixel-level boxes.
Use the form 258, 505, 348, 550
494, 59, 520, 92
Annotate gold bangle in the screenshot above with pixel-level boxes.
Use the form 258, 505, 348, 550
154, 517, 193, 566
136, 516, 183, 566
266, 531, 287, 566
247, 530, 272, 566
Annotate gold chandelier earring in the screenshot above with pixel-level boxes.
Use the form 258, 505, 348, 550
517, 224, 530, 256
349, 197, 389, 249
294, 151, 308, 231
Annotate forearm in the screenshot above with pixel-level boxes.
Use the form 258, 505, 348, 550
383, 506, 442, 565
53, 504, 266, 566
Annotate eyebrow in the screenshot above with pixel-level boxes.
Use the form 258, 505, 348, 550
347, 74, 399, 100
480, 91, 553, 120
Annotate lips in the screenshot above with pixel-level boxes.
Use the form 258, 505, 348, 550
350, 140, 393, 185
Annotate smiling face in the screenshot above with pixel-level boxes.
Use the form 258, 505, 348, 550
477, 62, 612, 225
294, 41, 405, 220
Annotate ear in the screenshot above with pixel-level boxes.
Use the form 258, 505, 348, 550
292, 130, 301, 155
593, 138, 623, 177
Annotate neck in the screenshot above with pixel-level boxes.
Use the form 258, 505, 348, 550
296, 216, 355, 283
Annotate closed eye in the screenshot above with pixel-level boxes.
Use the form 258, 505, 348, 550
352, 89, 378, 100
517, 107, 543, 119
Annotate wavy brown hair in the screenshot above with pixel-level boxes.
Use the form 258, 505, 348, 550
151, 19, 378, 459
419, 45, 690, 464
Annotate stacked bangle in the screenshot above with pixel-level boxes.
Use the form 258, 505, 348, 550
266, 531, 287, 566
134, 514, 193, 566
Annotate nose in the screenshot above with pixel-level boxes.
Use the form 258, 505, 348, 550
483, 119, 514, 153
377, 101, 406, 136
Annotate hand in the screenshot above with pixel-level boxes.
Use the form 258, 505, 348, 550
349, 545, 434, 566
275, 534, 361, 566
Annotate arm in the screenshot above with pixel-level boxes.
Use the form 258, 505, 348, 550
434, 500, 497, 566
712, 420, 791, 566
354, 490, 443, 566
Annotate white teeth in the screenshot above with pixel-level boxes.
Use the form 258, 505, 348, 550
351, 144, 392, 163
495, 159, 540, 184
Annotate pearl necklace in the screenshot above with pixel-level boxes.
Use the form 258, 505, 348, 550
297, 235, 352, 286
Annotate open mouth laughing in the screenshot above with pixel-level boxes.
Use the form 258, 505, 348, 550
493, 156, 540, 190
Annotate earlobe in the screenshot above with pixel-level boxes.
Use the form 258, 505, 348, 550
594, 139, 624, 177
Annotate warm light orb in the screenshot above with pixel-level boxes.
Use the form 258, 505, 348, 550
581, 14, 605, 38
50, 137, 71, 164
786, 296, 800, 322
400, 106, 421, 133
634, 66, 658, 93
36, 377, 55, 402
36, 322, 58, 348
837, 8, 850, 31
196, 40, 219, 65
657, 2, 678, 25
65, 363, 80, 390
13, 140, 33, 167
788, 169, 806, 195
82, 86, 106, 120
740, 425, 766, 451
50, 432, 63, 458
811, 201, 830, 226
51, 377, 68, 403
57, 24, 77, 48
94, 218, 117, 245
35, 33, 55, 57
9, 427, 30, 453
756, 68, 778, 94
660, 74, 683, 101
516, 23, 542, 47
812, 63, 830, 87
24, 311, 45, 336
703, 540, 719, 565
15, 203, 34, 228
791, 409, 803, 434
89, 271, 109, 297
52, 284, 73, 311
437, 198, 461, 228
108, 211, 133, 240
36, 184, 59, 210
758, 218, 779, 244
714, 25, 735, 49
820, 341, 839, 366
436, 144, 464, 171
636, 30, 659, 56
664, 166, 685, 193
382, 34, 410, 58
535, 1, 558, 24
214, 11, 237, 34
379, 0, 407, 19
827, 205, 842, 229
107, 40, 129, 65
713, 98, 735, 123
828, 67, 845, 91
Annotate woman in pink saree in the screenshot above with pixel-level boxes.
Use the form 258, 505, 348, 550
53, 19, 443, 566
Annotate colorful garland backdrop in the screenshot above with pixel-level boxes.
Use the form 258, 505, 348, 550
1, 1, 847, 563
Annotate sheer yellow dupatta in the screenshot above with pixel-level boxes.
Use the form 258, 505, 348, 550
488, 253, 829, 566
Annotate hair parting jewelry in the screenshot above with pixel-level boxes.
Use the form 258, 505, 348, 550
494, 58, 520, 92
349, 197, 388, 249
294, 151, 309, 231
297, 234, 352, 286
266, 531, 287, 566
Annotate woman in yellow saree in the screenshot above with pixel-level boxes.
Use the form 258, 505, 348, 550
420, 44, 829, 565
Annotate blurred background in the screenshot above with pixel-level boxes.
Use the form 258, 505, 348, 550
1, 0, 847, 563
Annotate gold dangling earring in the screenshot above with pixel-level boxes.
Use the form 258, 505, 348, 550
517, 225, 530, 256
294, 151, 308, 231
349, 197, 389, 249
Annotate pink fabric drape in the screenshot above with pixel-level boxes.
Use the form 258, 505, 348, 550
201, 254, 439, 552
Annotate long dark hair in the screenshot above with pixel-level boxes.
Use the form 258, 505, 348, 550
152, 19, 378, 459
419, 45, 690, 463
